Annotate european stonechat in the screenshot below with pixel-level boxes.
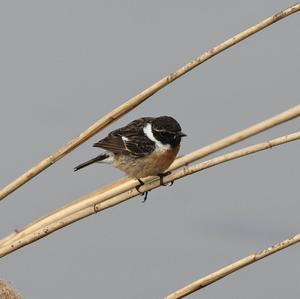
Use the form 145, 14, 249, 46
74, 116, 186, 200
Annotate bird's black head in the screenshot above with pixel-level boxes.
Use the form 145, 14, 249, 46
151, 116, 186, 148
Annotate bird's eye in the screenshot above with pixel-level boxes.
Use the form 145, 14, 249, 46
160, 131, 174, 139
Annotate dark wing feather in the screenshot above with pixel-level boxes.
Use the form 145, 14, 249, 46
93, 117, 156, 157
93, 135, 126, 155
123, 135, 156, 157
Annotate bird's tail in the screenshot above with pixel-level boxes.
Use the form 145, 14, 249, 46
74, 153, 109, 172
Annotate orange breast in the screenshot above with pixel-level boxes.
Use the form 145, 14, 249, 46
114, 145, 180, 178
152, 146, 179, 171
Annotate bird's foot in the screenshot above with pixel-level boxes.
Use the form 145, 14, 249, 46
136, 179, 148, 202
158, 172, 174, 187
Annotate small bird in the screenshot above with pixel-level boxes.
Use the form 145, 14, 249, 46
74, 116, 186, 201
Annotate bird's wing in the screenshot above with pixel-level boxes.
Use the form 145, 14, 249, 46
93, 117, 156, 157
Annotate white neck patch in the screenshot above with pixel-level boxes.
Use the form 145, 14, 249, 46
143, 123, 170, 151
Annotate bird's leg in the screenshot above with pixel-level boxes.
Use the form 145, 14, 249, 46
158, 171, 174, 187
136, 179, 148, 202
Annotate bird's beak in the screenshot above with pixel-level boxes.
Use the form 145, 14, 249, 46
178, 132, 187, 137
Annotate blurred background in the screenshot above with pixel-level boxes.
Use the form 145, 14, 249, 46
0, 1, 299, 298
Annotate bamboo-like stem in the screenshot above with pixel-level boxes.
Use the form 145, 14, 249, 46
164, 233, 300, 299
1, 131, 299, 257
1, 105, 300, 248
170, 105, 300, 170
1, 3, 299, 201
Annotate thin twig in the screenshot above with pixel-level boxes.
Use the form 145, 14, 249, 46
1, 3, 299, 201
1, 105, 299, 248
164, 233, 300, 299
1, 131, 299, 257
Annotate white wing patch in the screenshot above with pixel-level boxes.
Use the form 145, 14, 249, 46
143, 123, 170, 151
121, 135, 130, 151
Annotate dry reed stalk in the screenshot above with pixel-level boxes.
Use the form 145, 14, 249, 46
164, 233, 300, 299
1, 105, 300, 248
1, 3, 299, 201
1, 131, 299, 257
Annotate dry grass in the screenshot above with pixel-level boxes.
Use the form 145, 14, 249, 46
0, 280, 21, 299
165, 233, 300, 298
0, 2, 299, 201
1, 130, 300, 257
1, 105, 299, 252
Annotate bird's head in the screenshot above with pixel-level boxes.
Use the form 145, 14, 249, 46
151, 116, 186, 148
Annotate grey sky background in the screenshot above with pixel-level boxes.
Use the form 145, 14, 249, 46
0, 1, 299, 298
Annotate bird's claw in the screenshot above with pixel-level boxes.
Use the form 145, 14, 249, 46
136, 179, 149, 202
158, 172, 173, 187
